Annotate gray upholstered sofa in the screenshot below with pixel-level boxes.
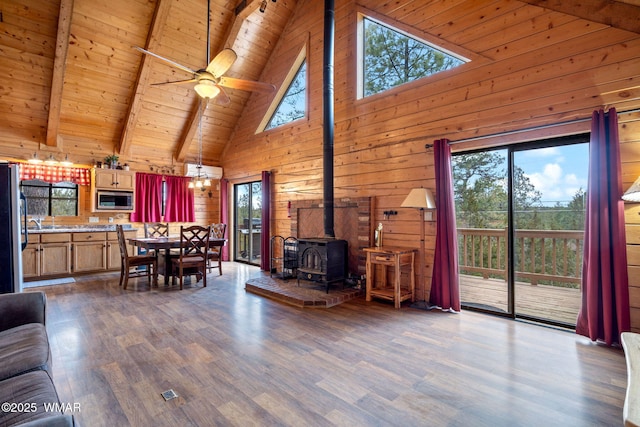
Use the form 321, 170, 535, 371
0, 291, 78, 427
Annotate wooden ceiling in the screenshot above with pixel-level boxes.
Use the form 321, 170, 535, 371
1, 0, 638, 170
0, 0, 296, 168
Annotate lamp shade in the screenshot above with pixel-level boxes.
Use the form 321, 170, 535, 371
194, 81, 221, 99
401, 188, 436, 209
623, 176, 640, 202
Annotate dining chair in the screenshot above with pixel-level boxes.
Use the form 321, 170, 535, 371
207, 223, 226, 275
117, 225, 158, 290
144, 222, 180, 258
144, 222, 169, 238
170, 225, 211, 290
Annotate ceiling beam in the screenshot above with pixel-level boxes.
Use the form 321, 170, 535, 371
45, 0, 74, 147
226, 0, 261, 48
519, 0, 640, 34
118, 0, 171, 156
176, 100, 209, 162
174, 0, 261, 163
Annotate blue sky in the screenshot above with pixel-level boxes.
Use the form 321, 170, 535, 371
515, 143, 589, 205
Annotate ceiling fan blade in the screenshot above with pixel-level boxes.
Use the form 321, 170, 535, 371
218, 77, 276, 93
214, 86, 231, 106
205, 48, 237, 78
151, 78, 198, 86
134, 46, 198, 75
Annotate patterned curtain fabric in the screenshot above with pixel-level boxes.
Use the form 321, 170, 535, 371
164, 175, 195, 223
20, 164, 91, 185
430, 138, 461, 311
130, 173, 163, 223
576, 108, 630, 346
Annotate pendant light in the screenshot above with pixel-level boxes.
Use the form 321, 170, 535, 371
188, 104, 212, 191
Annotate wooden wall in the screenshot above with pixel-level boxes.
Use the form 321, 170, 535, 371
221, 0, 640, 321
622, 112, 640, 332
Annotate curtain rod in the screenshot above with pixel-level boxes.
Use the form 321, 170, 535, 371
424, 107, 640, 149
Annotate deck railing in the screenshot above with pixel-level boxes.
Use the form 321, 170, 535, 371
457, 228, 583, 288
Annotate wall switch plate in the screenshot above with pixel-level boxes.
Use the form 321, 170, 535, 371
89, 217, 99, 223
108, 217, 114, 223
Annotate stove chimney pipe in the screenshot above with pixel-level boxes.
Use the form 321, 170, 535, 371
323, 0, 335, 238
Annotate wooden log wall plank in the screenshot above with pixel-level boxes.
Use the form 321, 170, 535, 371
222, 0, 640, 304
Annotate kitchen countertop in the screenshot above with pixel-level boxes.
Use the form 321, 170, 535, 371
26, 225, 137, 234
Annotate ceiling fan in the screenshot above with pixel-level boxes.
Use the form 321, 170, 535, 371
135, 0, 275, 105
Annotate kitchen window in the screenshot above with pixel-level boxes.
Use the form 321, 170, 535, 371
20, 180, 79, 217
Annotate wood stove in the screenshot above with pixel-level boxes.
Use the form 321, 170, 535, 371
297, 238, 347, 293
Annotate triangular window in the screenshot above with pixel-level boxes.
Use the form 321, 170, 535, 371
362, 17, 467, 97
264, 59, 307, 131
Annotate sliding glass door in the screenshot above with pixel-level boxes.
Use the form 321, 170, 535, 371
511, 142, 588, 325
234, 181, 262, 265
454, 149, 510, 314
454, 136, 588, 327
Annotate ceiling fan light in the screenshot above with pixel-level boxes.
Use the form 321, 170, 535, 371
188, 181, 195, 189
204, 178, 212, 187
194, 81, 220, 99
195, 179, 203, 189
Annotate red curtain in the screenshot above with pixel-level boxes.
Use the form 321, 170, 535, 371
260, 171, 271, 271
576, 108, 630, 345
20, 164, 90, 185
130, 173, 163, 223
430, 138, 461, 311
164, 175, 195, 223
220, 178, 229, 261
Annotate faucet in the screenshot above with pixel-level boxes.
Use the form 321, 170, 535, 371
29, 217, 42, 230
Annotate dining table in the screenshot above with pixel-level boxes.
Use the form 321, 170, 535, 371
128, 236, 226, 286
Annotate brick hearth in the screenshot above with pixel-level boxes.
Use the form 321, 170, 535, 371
289, 197, 372, 277
245, 273, 363, 308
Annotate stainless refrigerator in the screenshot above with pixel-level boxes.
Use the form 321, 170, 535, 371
0, 163, 28, 293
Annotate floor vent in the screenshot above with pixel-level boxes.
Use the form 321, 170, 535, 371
161, 389, 178, 401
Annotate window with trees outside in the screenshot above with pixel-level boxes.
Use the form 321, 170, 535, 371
361, 17, 466, 97
453, 135, 589, 327
265, 60, 307, 130
20, 180, 79, 217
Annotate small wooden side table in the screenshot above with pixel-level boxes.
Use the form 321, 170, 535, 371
364, 247, 417, 309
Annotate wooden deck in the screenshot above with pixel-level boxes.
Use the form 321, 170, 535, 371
460, 274, 581, 326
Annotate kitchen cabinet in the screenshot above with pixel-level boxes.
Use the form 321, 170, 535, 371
22, 236, 40, 279
23, 233, 72, 278
72, 232, 107, 272
94, 169, 135, 190
23, 229, 139, 280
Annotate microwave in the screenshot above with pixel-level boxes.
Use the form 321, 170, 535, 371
96, 190, 134, 211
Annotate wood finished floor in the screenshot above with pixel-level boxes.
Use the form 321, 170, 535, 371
32, 263, 627, 427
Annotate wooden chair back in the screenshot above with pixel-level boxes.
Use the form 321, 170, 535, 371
181, 225, 211, 258
211, 223, 227, 240
116, 224, 129, 259
144, 222, 169, 238
116, 225, 157, 290
171, 225, 211, 289
207, 223, 227, 275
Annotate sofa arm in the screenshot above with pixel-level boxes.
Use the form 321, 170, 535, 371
0, 291, 46, 332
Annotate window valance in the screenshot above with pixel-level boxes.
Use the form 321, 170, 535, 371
20, 164, 91, 186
